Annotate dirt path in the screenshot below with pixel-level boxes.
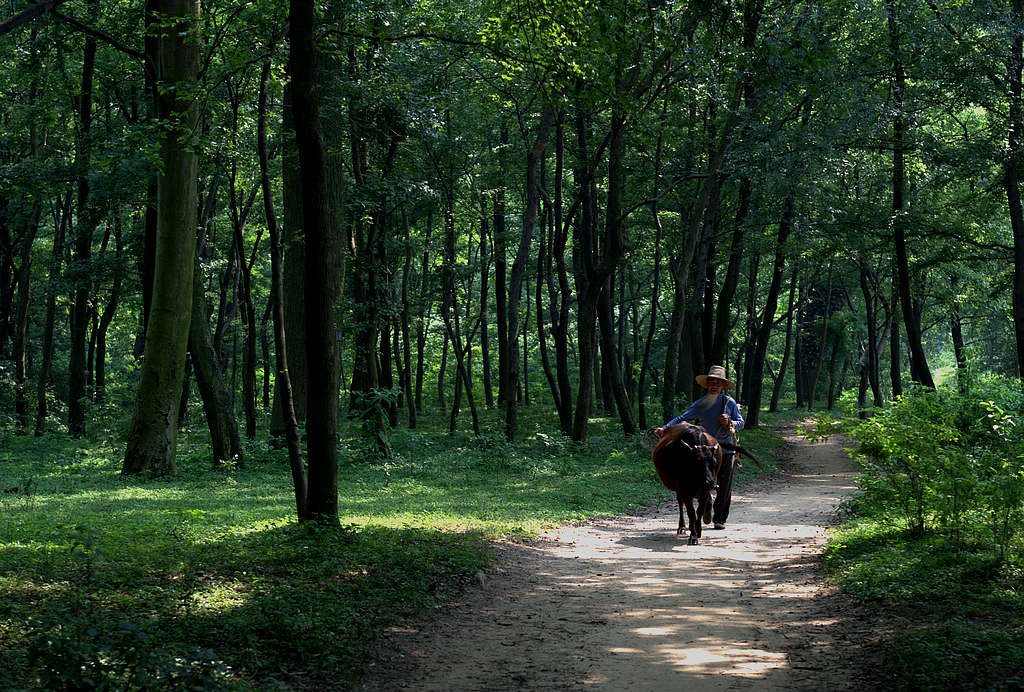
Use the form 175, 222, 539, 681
361, 427, 876, 690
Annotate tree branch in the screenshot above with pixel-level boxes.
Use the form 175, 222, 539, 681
52, 10, 144, 60
0, 0, 71, 37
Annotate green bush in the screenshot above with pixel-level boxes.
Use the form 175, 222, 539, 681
843, 377, 1024, 556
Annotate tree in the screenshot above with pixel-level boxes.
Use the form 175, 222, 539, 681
123, 0, 201, 476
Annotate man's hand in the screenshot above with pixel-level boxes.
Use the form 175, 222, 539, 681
717, 414, 731, 428
654, 427, 665, 438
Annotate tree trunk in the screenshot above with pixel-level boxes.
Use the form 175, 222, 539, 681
662, 82, 743, 422
69, 0, 99, 437
93, 221, 123, 405
258, 55, 306, 517
858, 260, 884, 407
745, 196, 793, 427
479, 195, 494, 410
769, 266, 798, 412
290, 0, 341, 521
494, 126, 509, 407
188, 252, 242, 465
888, 0, 934, 388
13, 206, 39, 433
123, 0, 200, 476
890, 270, 903, 398
506, 106, 555, 441
269, 83, 308, 441
36, 191, 70, 435
401, 212, 417, 428
807, 263, 833, 410
1006, 0, 1024, 378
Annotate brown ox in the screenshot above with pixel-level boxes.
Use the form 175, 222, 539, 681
651, 422, 760, 544
651, 422, 722, 544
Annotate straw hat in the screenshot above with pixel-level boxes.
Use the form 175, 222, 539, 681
695, 365, 735, 389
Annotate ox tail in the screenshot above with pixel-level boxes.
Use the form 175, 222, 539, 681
720, 440, 764, 469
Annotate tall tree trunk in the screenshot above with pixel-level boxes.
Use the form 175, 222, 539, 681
36, 192, 70, 435
745, 196, 793, 427
506, 106, 555, 441
479, 195, 494, 410
547, 115, 573, 433
93, 221, 123, 405
662, 81, 743, 422
769, 266, 798, 412
888, 0, 934, 388
807, 263, 833, 410
401, 212, 417, 428
69, 0, 99, 437
739, 252, 760, 401
890, 270, 903, 398
573, 106, 636, 440
13, 206, 39, 433
1006, 0, 1024, 378
269, 84, 308, 441
258, 55, 306, 517
123, 0, 200, 476
859, 260, 884, 407
290, 0, 341, 521
950, 275, 968, 394
415, 211, 432, 413
188, 252, 242, 465
494, 126, 509, 407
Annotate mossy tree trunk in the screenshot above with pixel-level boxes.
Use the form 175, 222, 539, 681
122, 0, 200, 477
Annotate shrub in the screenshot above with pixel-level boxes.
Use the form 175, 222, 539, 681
844, 378, 1024, 557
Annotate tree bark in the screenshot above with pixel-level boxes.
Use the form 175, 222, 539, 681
888, 0, 935, 388
259, 55, 306, 517
807, 263, 833, 411
858, 260, 884, 407
188, 252, 241, 465
290, 0, 341, 521
745, 196, 793, 427
269, 83, 309, 441
93, 221, 122, 405
494, 126, 509, 407
123, 0, 200, 476
36, 191, 70, 435
506, 105, 554, 441
1006, 0, 1024, 378
769, 266, 798, 412
69, 0, 99, 437
479, 195, 494, 410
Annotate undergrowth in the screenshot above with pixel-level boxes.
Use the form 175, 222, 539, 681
818, 377, 1024, 691
0, 405, 784, 690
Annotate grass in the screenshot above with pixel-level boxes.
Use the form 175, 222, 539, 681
0, 405, 786, 690
826, 480, 1024, 690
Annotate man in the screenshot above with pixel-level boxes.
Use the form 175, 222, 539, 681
655, 365, 744, 530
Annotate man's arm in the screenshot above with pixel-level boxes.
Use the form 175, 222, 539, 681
729, 398, 744, 431
655, 402, 698, 436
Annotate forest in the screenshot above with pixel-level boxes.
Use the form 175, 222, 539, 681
1, 0, 1023, 689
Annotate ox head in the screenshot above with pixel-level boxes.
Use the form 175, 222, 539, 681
651, 424, 719, 492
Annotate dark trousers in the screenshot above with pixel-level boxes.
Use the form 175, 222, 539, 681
713, 453, 736, 525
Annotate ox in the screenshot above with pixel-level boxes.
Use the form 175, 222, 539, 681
651, 422, 759, 545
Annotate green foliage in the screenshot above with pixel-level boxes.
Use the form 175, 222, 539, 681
825, 376, 1024, 690
831, 378, 1024, 549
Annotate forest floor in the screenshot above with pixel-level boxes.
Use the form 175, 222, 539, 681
358, 422, 886, 691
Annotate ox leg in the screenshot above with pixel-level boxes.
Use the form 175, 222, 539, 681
675, 491, 687, 535
679, 492, 699, 544
695, 493, 712, 541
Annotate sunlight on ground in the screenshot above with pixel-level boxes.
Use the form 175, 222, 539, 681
659, 646, 787, 674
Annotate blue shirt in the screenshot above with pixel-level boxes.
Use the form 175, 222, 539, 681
664, 394, 744, 450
